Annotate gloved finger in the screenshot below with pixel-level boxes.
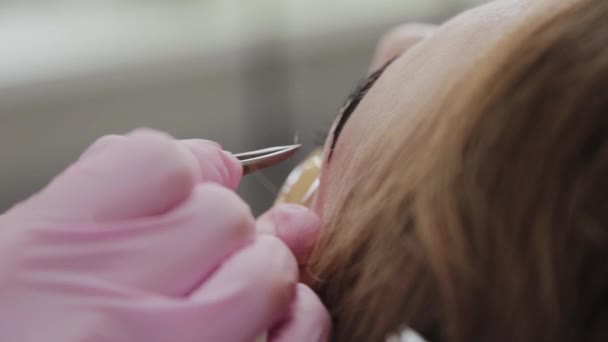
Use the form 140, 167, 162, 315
257, 204, 321, 265
18, 183, 255, 297
269, 284, 331, 342
188, 234, 298, 341
369, 23, 438, 73
180, 138, 241, 190
82, 133, 240, 191
18, 129, 241, 222
99, 234, 298, 342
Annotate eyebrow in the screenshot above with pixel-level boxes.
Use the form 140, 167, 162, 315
329, 60, 394, 159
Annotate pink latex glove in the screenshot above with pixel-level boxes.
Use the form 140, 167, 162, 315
0, 129, 329, 342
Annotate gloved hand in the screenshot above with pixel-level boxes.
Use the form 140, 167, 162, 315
0, 129, 329, 342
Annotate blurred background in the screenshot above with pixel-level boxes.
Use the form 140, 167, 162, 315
0, 0, 486, 214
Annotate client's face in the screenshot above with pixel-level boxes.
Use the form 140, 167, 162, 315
307, 0, 565, 220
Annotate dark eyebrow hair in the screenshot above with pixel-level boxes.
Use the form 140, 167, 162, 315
329, 60, 394, 160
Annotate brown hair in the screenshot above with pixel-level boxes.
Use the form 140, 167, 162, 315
308, 0, 608, 341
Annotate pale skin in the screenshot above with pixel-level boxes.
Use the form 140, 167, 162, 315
312, 0, 576, 222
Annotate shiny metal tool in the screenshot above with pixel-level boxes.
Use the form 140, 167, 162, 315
235, 144, 301, 175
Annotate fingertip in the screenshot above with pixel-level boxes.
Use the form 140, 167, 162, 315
257, 204, 321, 265
188, 234, 299, 340
80, 134, 126, 160
269, 284, 331, 342
182, 139, 243, 190
218, 149, 243, 190
243, 234, 299, 306
128, 128, 175, 140
193, 182, 255, 241
181, 138, 221, 150
261, 235, 300, 310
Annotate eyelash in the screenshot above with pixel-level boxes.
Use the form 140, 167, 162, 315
328, 63, 392, 159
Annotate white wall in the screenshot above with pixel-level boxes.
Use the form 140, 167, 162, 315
0, 0, 486, 213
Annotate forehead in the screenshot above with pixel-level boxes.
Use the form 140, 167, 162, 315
321, 0, 552, 217
359, 0, 533, 127
356, 0, 573, 129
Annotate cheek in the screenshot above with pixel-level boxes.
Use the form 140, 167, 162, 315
312, 119, 339, 217
313, 165, 340, 224
312, 176, 327, 217
315, 144, 354, 221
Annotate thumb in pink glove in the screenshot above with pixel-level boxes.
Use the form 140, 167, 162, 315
257, 204, 331, 342
0, 129, 327, 342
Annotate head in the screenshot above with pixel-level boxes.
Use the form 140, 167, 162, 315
292, 0, 608, 340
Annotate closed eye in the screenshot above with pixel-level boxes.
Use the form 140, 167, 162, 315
329, 60, 394, 160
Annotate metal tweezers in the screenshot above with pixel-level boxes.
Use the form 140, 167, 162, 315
234, 144, 301, 175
